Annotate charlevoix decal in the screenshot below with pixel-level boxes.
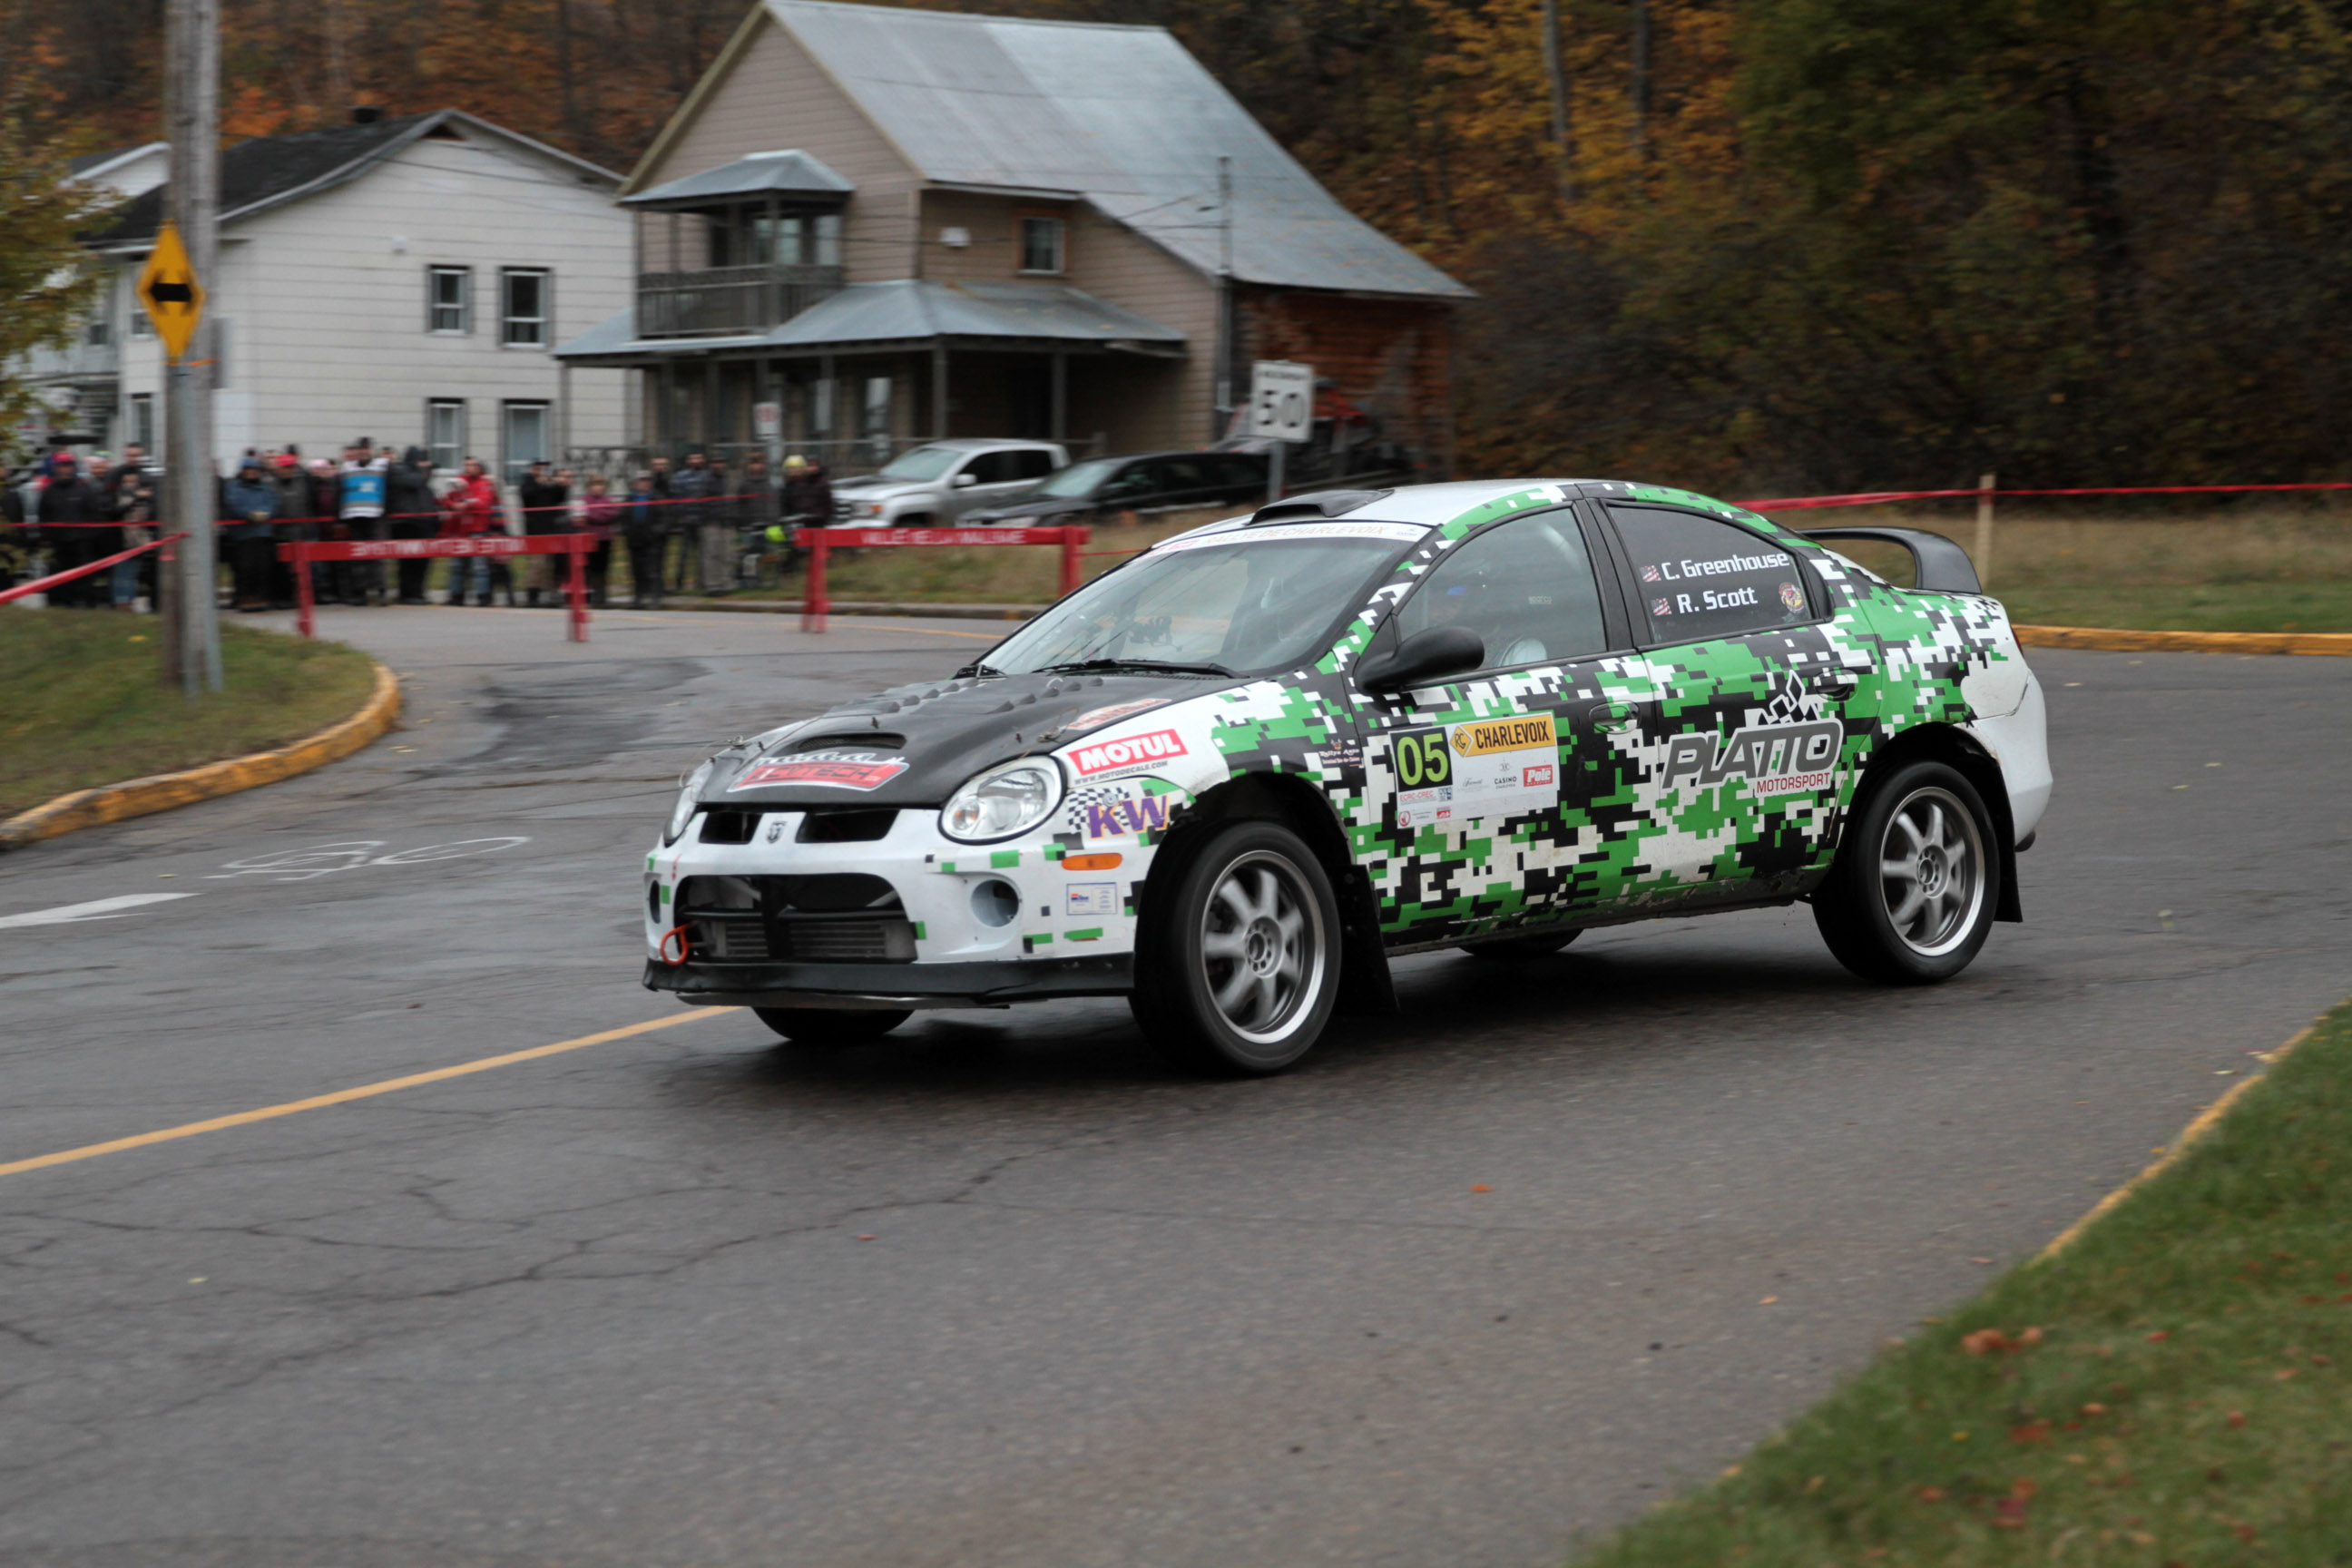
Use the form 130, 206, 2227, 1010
1661, 720, 1843, 797
728, 750, 910, 791
1069, 728, 1188, 778
1066, 699, 1165, 733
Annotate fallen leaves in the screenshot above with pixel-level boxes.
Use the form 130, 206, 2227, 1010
2228, 1409, 2247, 1427
2010, 1419, 2053, 1445
1962, 1326, 2044, 1356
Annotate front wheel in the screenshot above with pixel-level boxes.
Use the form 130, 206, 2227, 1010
1813, 760, 2002, 985
1129, 820, 1343, 1076
753, 1007, 912, 1048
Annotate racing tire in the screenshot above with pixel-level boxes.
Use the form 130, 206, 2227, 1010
1460, 929, 1582, 960
1129, 820, 1343, 1077
753, 1007, 912, 1048
1813, 760, 2003, 985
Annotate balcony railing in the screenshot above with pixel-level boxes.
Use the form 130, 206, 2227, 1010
637, 263, 845, 339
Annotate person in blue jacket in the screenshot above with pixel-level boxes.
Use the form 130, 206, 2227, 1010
222, 457, 279, 612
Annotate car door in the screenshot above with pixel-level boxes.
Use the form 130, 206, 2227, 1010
1147, 456, 1215, 512
947, 450, 1035, 518
1596, 502, 1861, 906
1350, 506, 1657, 945
1093, 460, 1162, 517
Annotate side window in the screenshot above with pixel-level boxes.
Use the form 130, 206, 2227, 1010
1216, 455, 1265, 488
1154, 457, 1207, 494
1608, 505, 1815, 643
1010, 448, 1056, 481
964, 451, 1017, 485
1102, 463, 1159, 499
1396, 512, 1609, 669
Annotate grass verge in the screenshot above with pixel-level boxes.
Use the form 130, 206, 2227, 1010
1991, 583, 2352, 634
1576, 999, 2352, 1566
0, 609, 378, 819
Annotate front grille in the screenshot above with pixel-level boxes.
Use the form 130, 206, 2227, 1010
700, 808, 762, 845
675, 873, 915, 965
799, 808, 897, 843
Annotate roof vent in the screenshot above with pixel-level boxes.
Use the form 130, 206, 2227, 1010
350, 104, 384, 124
1248, 489, 1392, 524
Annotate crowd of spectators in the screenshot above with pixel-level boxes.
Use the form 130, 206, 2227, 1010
1, 444, 836, 612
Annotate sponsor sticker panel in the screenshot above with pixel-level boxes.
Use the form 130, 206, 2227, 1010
1390, 710, 1562, 828
729, 751, 910, 792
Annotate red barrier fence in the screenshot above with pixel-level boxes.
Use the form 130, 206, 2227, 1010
0, 532, 189, 607
279, 534, 596, 642
799, 526, 1086, 633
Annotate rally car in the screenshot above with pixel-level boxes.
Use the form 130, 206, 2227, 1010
643, 479, 2050, 1075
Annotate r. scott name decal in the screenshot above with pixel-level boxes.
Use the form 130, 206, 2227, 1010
1661, 719, 1842, 797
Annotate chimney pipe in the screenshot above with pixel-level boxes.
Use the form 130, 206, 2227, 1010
351, 105, 384, 124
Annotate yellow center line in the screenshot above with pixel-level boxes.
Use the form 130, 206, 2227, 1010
0, 1008, 740, 1181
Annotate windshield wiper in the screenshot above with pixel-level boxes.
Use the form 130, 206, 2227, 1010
1039, 658, 1235, 678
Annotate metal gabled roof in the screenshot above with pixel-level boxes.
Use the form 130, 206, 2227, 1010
622, 148, 854, 208
761, 0, 1471, 301
553, 278, 1185, 363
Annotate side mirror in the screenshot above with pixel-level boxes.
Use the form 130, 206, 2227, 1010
1355, 626, 1485, 695
953, 472, 978, 488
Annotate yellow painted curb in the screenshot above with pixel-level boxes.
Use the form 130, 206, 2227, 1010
0, 662, 401, 852
2016, 623, 2352, 656
2036, 1021, 2319, 1261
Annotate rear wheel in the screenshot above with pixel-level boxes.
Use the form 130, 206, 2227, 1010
1813, 760, 2001, 985
1460, 929, 1581, 961
1129, 820, 1342, 1076
753, 1007, 912, 1048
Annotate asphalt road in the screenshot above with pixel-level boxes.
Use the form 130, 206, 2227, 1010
1, 603, 2345, 1568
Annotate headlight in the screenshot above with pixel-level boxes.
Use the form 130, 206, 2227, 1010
940, 757, 1063, 843
665, 759, 716, 844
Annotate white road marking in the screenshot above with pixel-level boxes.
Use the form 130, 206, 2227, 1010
0, 893, 195, 930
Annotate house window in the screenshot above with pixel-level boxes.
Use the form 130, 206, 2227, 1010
427, 400, 467, 472
428, 266, 470, 333
503, 400, 550, 481
815, 213, 842, 268
129, 394, 154, 452
1019, 216, 1064, 275
85, 312, 111, 348
501, 270, 550, 348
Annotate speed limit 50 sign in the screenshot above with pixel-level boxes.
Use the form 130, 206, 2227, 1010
1247, 360, 1314, 443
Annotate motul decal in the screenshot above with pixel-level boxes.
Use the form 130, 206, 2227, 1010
1068, 729, 1188, 778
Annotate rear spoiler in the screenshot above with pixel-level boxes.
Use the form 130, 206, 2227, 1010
1801, 526, 1983, 593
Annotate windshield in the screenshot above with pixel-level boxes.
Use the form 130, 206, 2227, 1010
1034, 457, 1121, 499
875, 446, 962, 483
981, 522, 1426, 677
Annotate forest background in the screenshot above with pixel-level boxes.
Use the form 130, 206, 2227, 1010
11, 0, 2352, 494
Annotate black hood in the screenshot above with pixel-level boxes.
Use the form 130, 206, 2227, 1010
968, 496, 1091, 524
703, 670, 1219, 808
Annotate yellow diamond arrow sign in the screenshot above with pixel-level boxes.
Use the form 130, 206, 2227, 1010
137, 220, 205, 363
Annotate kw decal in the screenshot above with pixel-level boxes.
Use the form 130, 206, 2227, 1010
1083, 793, 1174, 841
1661, 719, 1843, 797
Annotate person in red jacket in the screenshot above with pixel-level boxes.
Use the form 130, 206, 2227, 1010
438, 458, 501, 605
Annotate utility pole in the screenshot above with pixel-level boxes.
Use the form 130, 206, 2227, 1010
1213, 155, 1234, 444
164, 0, 222, 694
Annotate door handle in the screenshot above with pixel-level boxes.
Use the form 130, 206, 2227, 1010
1809, 671, 1859, 698
1586, 701, 1637, 730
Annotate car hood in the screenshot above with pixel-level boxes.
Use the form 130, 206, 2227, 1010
701, 670, 1224, 808
830, 475, 929, 498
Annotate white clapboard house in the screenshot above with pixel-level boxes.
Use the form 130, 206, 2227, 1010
34, 109, 636, 476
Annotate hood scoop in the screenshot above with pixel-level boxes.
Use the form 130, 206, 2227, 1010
786, 731, 905, 752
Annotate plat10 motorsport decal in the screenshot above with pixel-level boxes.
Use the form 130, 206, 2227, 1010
1661, 719, 1842, 798
1392, 711, 1562, 828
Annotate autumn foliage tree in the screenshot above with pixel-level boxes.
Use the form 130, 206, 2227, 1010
0, 85, 122, 463
19, 0, 2352, 490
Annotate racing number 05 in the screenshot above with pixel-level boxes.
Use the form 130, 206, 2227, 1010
1394, 730, 1453, 789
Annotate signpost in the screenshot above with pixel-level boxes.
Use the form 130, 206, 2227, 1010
1247, 359, 1313, 504
162, 0, 222, 696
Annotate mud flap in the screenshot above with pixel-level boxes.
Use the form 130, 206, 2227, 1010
1334, 867, 1398, 1014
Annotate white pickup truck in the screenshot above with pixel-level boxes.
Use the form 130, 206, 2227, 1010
828, 439, 1068, 526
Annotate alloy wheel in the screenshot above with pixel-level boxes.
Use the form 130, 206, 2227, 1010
1198, 850, 1326, 1044
1877, 785, 1985, 957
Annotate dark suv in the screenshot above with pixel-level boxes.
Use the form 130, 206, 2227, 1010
965, 450, 1269, 524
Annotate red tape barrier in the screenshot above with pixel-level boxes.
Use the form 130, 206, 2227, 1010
278, 534, 597, 642
1740, 481, 2352, 510
21, 489, 782, 528
0, 532, 188, 607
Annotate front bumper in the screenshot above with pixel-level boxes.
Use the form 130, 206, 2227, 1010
643, 803, 1149, 1009
644, 954, 1132, 1010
